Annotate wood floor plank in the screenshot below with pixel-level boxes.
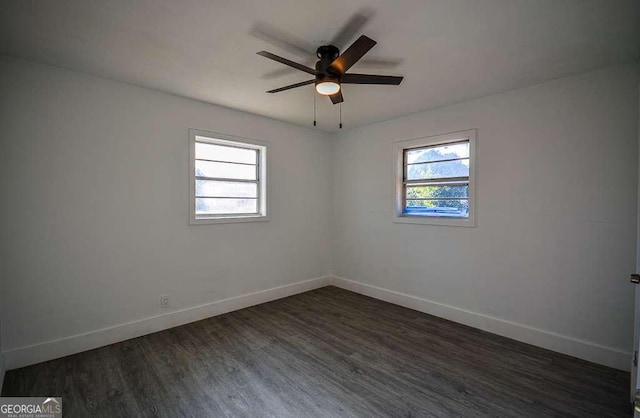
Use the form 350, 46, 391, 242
1, 286, 630, 417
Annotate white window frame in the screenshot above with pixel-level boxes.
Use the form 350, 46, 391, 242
189, 129, 269, 225
393, 129, 476, 227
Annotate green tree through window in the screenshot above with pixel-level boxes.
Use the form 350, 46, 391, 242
404, 142, 469, 216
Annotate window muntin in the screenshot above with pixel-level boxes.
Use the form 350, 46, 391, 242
195, 142, 256, 164
403, 140, 470, 218
190, 130, 268, 224
394, 130, 476, 227
195, 197, 258, 215
405, 142, 469, 163
195, 180, 257, 198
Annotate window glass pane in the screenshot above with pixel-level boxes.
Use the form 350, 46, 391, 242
404, 199, 469, 218
406, 184, 468, 200
195, 141, 257, 164
195, 180, 257, 198
406, 159, 469, 180
406, 142, 469, 164
195, 198, 258, 215
195, 160, 257, 180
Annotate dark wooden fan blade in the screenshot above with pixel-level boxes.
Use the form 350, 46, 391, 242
341, 73, 403, 85
267, 79, 315, 93
257, 51, 317, 75
331, 8, 374, 49
329, 35, 376, 74
329, 90, 344, 104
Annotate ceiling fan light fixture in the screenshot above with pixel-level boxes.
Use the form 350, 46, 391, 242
315, 79, 340, 96
258, 33, 403, 105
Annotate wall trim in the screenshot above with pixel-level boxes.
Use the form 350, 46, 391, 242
2, 276, 332, 371
0, 353, 5, 393
330, 276, 631, 371
2, 275, 630, 373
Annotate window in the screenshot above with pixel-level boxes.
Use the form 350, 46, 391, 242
189, 129, 268, 224
394, 129, 476, 227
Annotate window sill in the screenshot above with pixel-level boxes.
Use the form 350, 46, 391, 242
393, 215, 475, 227
190, 215, 269, 225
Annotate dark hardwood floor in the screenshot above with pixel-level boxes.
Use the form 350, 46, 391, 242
2, 286, 631, 417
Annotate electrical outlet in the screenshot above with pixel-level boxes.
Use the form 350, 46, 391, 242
160, 295, 170, 309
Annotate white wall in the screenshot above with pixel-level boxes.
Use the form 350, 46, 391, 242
0, 56, 333, 362
0, 294, 4, 391
332, 64, 640, 369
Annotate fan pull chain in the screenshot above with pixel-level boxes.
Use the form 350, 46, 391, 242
339, 102, 342, 129
313, 91, 317, 127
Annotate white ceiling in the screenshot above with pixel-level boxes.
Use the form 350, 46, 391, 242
1, 0, 639, 132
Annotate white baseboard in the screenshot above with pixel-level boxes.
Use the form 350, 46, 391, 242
2, 276, 331, 371
0, 353, 5, 393
330, 276, 631, 371
3, 275, 630, 373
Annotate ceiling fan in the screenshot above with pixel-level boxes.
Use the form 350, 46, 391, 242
257, 35, 403, 105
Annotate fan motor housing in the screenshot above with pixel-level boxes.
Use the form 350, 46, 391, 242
315, 45, 340, 75
316, 45, 339, 61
